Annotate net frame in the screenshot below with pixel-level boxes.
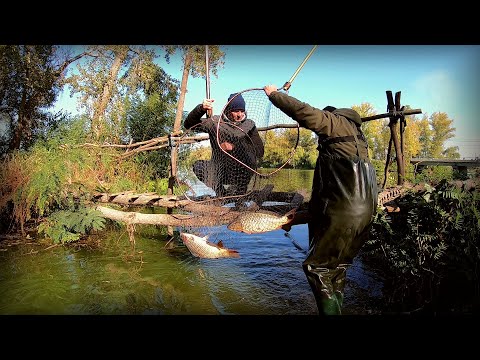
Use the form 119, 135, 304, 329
175, 88, 301, 205
215, 88, 300, 178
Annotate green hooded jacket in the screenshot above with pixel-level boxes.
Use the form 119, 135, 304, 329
268, 91, 368, 160
268, 90, 378, 269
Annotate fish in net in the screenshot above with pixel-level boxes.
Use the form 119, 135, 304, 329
174, 88, 307, 256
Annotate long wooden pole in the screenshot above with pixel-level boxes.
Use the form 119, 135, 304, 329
205, 45, 212, 118
280, 45, 318, 91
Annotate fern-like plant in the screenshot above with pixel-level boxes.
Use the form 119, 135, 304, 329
38, 206, 106, 244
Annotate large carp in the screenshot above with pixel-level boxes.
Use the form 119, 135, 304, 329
180, 232, 240, 259
227, 208, 296, 234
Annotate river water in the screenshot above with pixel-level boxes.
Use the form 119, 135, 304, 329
0, 222, 384, 315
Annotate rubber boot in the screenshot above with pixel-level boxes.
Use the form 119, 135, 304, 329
321, 294, 342, 315
332, 265, 348, 310
303, 264, 341, 315
334, 292, 344, 310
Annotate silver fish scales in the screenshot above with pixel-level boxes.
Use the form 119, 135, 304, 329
227, 208, 296, 234
180, 232, 240, 259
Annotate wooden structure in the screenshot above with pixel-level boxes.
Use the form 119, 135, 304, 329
92, 177, 479, 230
108, 89, 421, 196
92, 186, 307, 231
91, 89, 423, 229
363, 91, 422, 189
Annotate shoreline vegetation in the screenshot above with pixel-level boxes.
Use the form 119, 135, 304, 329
1, 160, 478, 314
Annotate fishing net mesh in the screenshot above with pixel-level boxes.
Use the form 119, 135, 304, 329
175, 88, 307, 240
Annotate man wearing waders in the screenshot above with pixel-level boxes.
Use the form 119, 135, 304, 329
263, 85, 378, 315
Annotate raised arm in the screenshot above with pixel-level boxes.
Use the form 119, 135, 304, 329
263, 85, 332, 134
184, 99, 215, 129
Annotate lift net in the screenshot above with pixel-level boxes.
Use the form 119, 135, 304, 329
173, 88, 307, 252
173, 88, 313, 258
176, 88, 302, 204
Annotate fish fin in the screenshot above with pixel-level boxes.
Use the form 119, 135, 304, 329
285, 207, 297, 220
206, 240, 217, 248
227, 249, 240, 258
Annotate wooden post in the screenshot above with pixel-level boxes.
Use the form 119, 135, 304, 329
382, 137, 394, 189
394, 91, 405, 185
384, 91, 406, 186
167, 52, 193, 239
400, 105, 405, 157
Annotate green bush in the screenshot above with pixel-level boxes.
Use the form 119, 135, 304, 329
365, 179, 480, 313
0, 117, 169, 243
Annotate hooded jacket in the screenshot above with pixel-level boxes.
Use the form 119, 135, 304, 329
267, 90, 378, 268
267, 92, 368, 160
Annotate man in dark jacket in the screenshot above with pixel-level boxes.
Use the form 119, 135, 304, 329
184, 93, 264, 197
263, 85, 378, 315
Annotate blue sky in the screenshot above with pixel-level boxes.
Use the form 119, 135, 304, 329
55, 45, 480, 158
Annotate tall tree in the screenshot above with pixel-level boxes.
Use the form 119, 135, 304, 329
352, 103, 386, 160
415, 112, 458, 159
429, 112, 458, 158
0, 45, 83, 152
162, 45, 225, 133
64, 45, 162, 142
417, 114, 433, 158
161, 45, 225, 210
126, 66, 179, 142
402, 115, 422, 160
125, 66, 180, 178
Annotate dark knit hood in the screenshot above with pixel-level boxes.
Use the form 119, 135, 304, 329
226, 93, 246, 112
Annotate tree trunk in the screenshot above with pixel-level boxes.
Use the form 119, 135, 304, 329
9, 46, 31, 151
382, 136, 393, 189
167, 51, 193, 237
91, 47, 128, 140
173, 51, 193, 132
389, 119, 405, 185
96, 205, 237, 227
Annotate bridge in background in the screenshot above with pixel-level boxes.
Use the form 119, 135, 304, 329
410, 158, 480, 179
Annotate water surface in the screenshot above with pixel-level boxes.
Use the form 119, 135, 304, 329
0, 223, 384, 315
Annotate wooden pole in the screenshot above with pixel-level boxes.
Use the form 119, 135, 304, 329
393, 91, 405, 185
383, 137, 393, 189
205, 45, 212, 118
